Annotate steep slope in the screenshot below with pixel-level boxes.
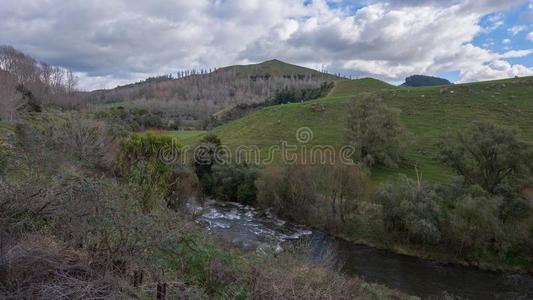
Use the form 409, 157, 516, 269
87, 60, 339, 129
166, 76, 533, 183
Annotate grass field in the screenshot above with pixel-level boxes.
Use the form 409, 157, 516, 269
327, 78, 394, 97
160, 76, 533, 183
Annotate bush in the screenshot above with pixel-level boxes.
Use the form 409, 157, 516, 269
346, 96, 409, 169
438, 122, 533, 194
211, 163, 259, 205
140, 113, 164, 129
256, 162, 368, 231
192, 134, 259, 205
248, 244, 404, 300
0, 235, 126, 299
193, 133, 222, 196
0, 142, 9, 178
115, 133, 187, 211
443, 192, 503, 259
377, 176, 442, 245
270, 82, 334, 105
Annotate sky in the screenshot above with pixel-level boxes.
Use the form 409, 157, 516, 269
1, 0, 532, 90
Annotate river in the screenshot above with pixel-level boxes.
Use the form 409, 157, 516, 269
190, 200, 533, 299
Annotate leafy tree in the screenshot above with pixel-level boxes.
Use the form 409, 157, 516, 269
346, 96, 409, 168
401, 75, 451, 87
438, 122, 533, 194
139, 113, 163, 129
193, 133, 222, 195
256, 162, 368, 230
444, 192, 503, 258
192, 133, 258, 204
116, 133, 183, 211
313, 163, 369, 225
211, 163, 258, 205
377, 176, 442, 245
0, 143, 8, 178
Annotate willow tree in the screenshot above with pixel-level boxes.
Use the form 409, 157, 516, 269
438, 122, 533, 194
346, 96, 409, 169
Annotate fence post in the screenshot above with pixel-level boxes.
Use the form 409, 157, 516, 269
156, 282, 167, 300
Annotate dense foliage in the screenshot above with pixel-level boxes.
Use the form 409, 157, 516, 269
438, 122, 533, 193
378, 176, 442, 245
94, 106, 181, 133
346, 96, 409, 168
213, 81, 335, 125
192, 134, 259, 204
401, 75, 452, 87
270, 81, 334, 105
257, 162, 368, 231
115, 132, 194, 211
0, 45, 80, 120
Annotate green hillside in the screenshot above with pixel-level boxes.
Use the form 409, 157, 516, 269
215, 59, 341, 80
328, 78, 394, 97
164, 76, 533, 183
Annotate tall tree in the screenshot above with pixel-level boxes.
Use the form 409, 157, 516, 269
346, 96, 409, 169
438, 122, 533, 193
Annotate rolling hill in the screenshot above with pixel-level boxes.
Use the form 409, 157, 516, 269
214, 59, 341, 80
327, 78, 394, 97
87, 59, 340, 129
163, 76, 533, 183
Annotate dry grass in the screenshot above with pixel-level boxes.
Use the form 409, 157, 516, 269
0, 235, 127, 299
248, 249, 405, 300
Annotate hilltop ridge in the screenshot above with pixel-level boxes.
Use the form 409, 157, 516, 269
213, 59, 341, 80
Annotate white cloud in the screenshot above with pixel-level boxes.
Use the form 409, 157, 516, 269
483, 13, 504, 33
502, 38, 511, 44
498, 49, 533, 58
528, 31, 533, 41
459, 59, 533, 83
0, 0, 531, 89
508, 25, 527, 35
525, 1, 533, 20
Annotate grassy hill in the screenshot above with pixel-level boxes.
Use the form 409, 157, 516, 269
161, 76, 533, 183
328, 78, 394, 97
214, 59, 341, 80
88, 59, 341, 129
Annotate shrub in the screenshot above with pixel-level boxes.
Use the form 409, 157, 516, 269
248, 244, 404, 300
377, 176, 442, 245
0, 142, 9, 178
140, 113, 164, 129
443, 192, 503, 258
193, 133, 222, 195
211, 163, 259, 205
346, 96, 409, 169
438, 122, 533, 194
0, 235, 126, 299
256, 162, 368, 230
191, 133, 259, 205
270, 82, 334, 105
18, 112, 117, 170
115, 133, 185, 211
